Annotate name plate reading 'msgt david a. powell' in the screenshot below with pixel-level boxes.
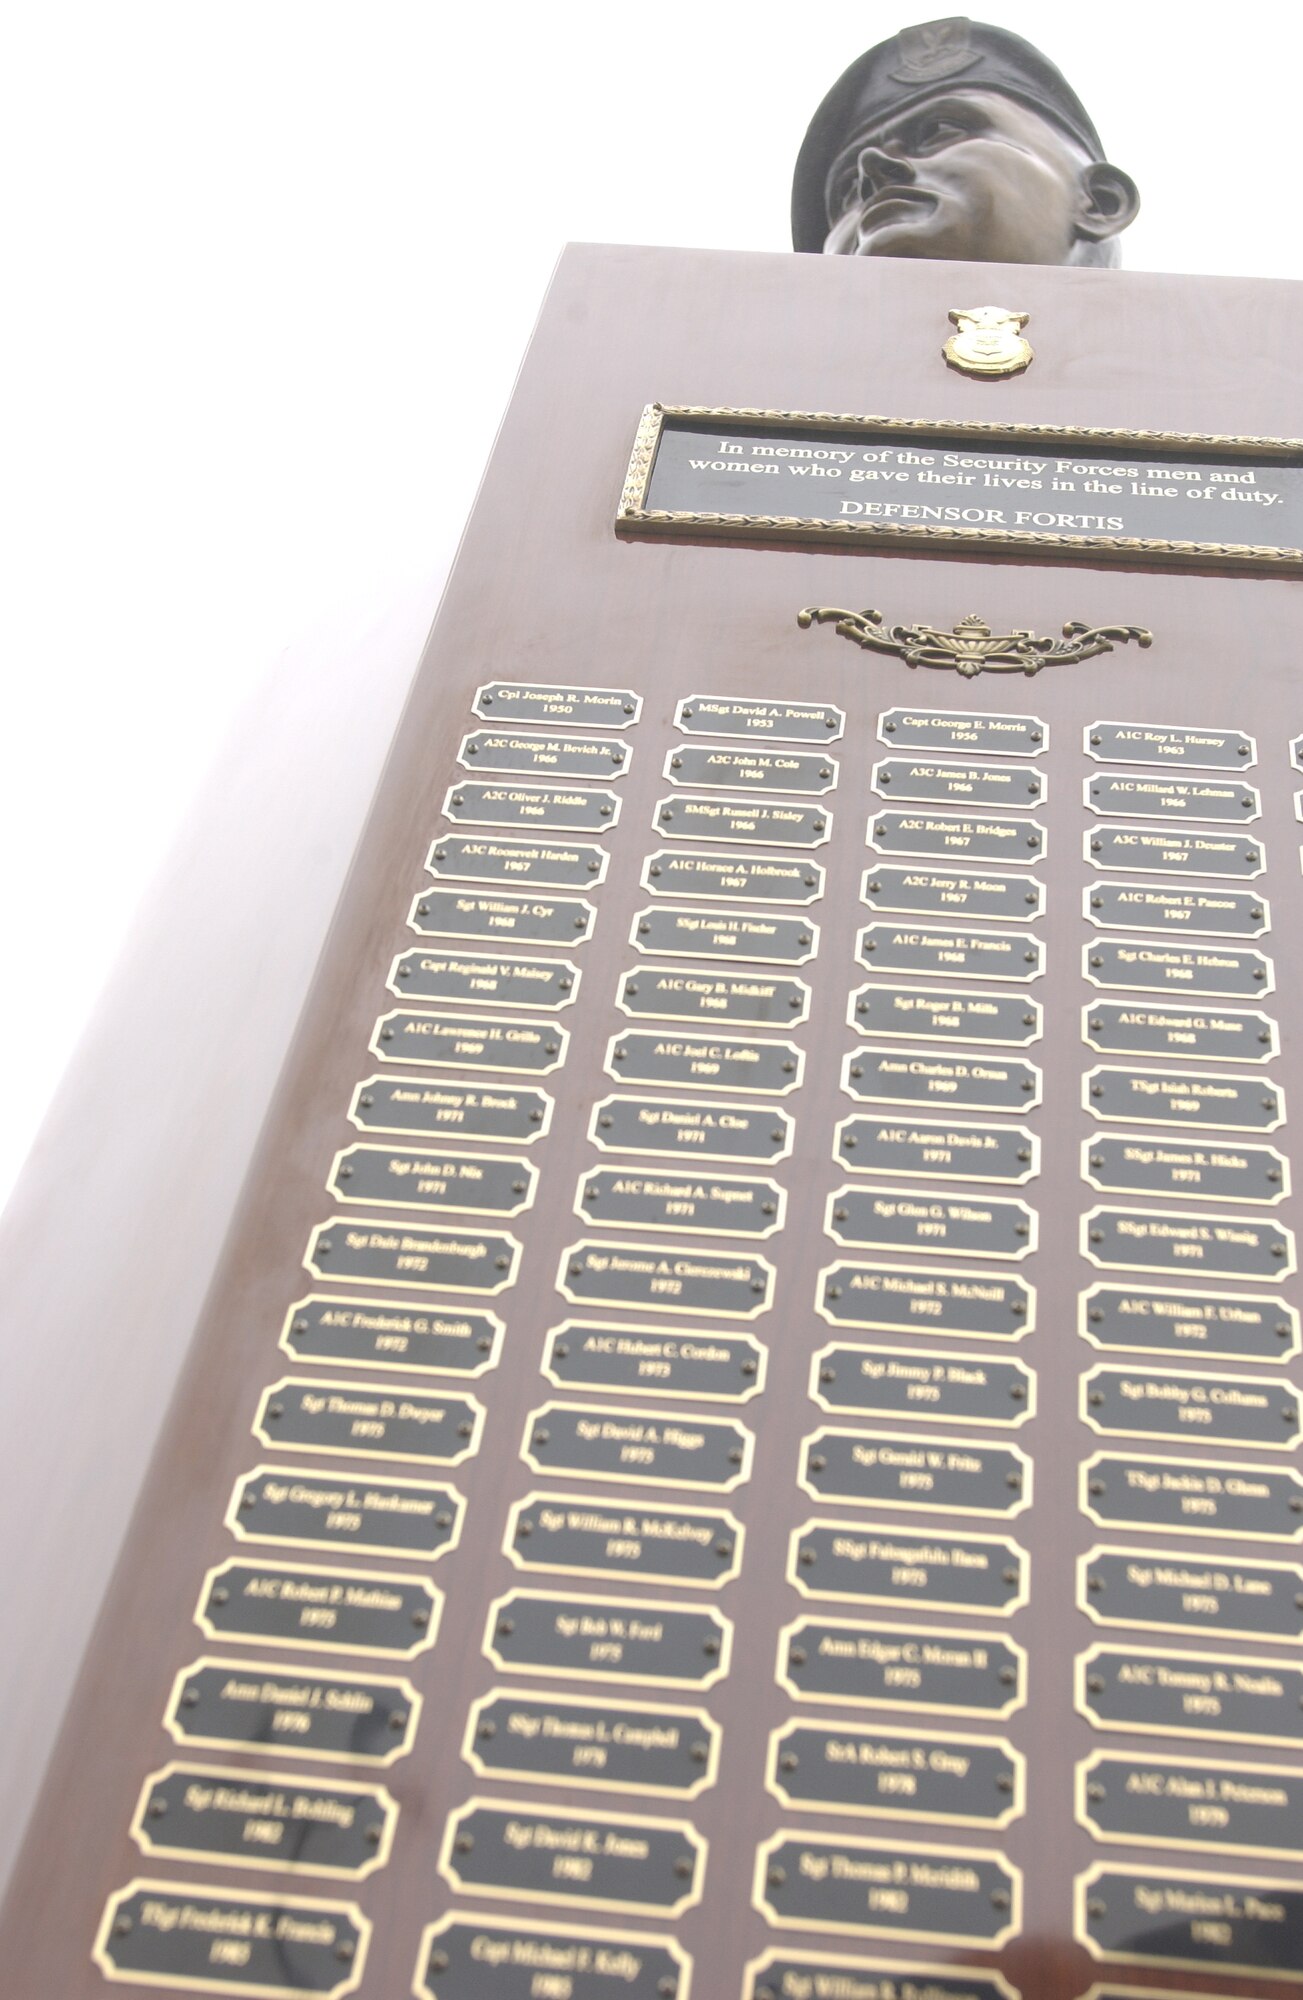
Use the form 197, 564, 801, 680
843, 1048, 1042, 1114
1081, 1365, 1302, 1449
1080, 1207, 1295, 1282
304, 1220, 521, 1294
425, 833, 609, 890
440, 1801, 705, 1918
473, 681, 641, 728
801, 1433, 1030, 1519
1084, 1000, 1277, 1063
577, 1167, 784, 1239
664, 745, 837, 795
281, 1296, 503, 1377
631, 906, 817, 965
1083, 1136, 1289, 1206
859, 923, 1043, 982
1080, 1452, 1303, 1541
1087, 719, 1255, 769
409, 886, 596, 946
443, 780, 621, 832
868, 810, 1043, 865
835, 1116, 1037, 1186
1080, 1283, 1301, 1361
1086, 825, 1264, 879
544, 1323, 765, 1402
506, 1495, 743, 1588
415, 1917, 691, 2000
1085, 882, 1267, 939
1085, 937, 1274, 998
851, 985, 1041, 1047
675, 692, 845, 741
328, 1145, 536, 1216
131, 1762, 396, 1877
789, 1524, 1029, 1616
1077, 1862, 1303, 1979
819, 1265, 1034, 1341
880, 707, 1045, 756
640, 850, 824, 904
558, 1240, 774, 1318
227, 1467, 463, 1561
1084, 1068, 1283, 1132
1079, 1546, 1303, 1645
459, 730, 630, 781
863, 864, 1045, 924
873, 757, 1045, 809
828, 1190, 1036, 1261
779, 1617, 1026, 1718
753, 1831, 1020, 1946
94, 1883, 370, 1997
812, 1347, 1034, 1428
766, 1720, 1023, 1828
655, 795, 830, 849
522, 1402, 753, 1491
485, 1591, 732, 1690
165, 1658, 420, 1765
389, 949, 579, 1010
589, 1096, 793, 1164
371, 1011, 567, 1074
605, 1028, 802, 1095
464, 1690, 720, 1798
196, 1559, 439, 1657
1078, 1748, 1303, 1858
1086, 774, 1261, 821
252, 1377, 484, 1466
619, 968, 810, 1029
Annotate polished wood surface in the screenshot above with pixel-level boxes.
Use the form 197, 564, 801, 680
2, 243, 1301, 1997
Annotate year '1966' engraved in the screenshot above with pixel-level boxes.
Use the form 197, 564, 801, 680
1078, 1545, 1303, 1645
544, 1321, 766, 1401
129, 1762, 397, 1879
459, 730, 631, 781
1079, 1283, 1300, 1362
819, 1264, 1034, 1340
194, 1558, 440, 1658
665, 744, 838, 794
654, 794, 831, 848
777, 1617, 1026, 1718
415, 1916, 691, 2000
93, 1882, 370, 1997
873, 757, 1046, 810
164, 1657, 421, 1765
484, 1590, 732, 1689
811, 1346, 1034, 1427
443, 779, 621, 831
1080, 1451, 1303, 1541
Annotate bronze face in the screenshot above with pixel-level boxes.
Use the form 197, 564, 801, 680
822, 88, 1137, 266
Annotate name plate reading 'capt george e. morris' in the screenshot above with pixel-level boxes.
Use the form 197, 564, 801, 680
654, 795, 830, 848
558, 1239, 774, 1317
632, 906, 817, 965
522, 1401, 752, 1490
473, 681, 640, 728
1078, 1748, 1303, 1856
1081, 1452, 1303, 1540
94, 1882, 370, 1996
1086, 773, 1260, 821
675, 692, 844, 741
641, 849, 824, 904
1081, 1365, 1302, 1448
196, 1559, 439, 1657
859, 923, 1044, 982
506, 1494, 743, 1588
779, 1617, 1025, 1717
828, 1189, 1036, 1261
851, 986, 1041, 1047
620, 968, 809, 1028
305, 1219, 521, 1294
873, 758, 1045, 809
1079, 1546, 1303, 1644
766, 1720, 1021, 1829
863, 864, 1045, 924
665, 745, 837, 795
426, 833, 609, 890
389, 948, 579, 1010
371, 1011, 567, 1075
589, 1095, 793, 1164
843, 1047, 1043, 1114
486, 1590, 731, 1689
329, 1144, 536, 1216
131, 1761, 396, 1877
789, 1524, 1028, 1614
812, 1346, 1034, 1427
1085, 937, 1273, 997
881, 707, 1045, 756
820, 1264, 1034, 1340
1085, 882, 1267, 939
869, 810, 1044, 864
605, 1029, 802, 1094
1083, 1000, 1277, 1062
252, 1377, 484, 1466
544, 1322, 765, 1401
1077, 1861, 1303, 1977
440, 1803, 705, 1917
1087, 719, 1255, 768
801, 1433, 1029, 1518
464, 1690, 719, 1796
577, 1167, 783, 1238
746, 1959, 1015, 2000
1078, 1644, 1303, 1745
282, 1296, 502, 1376
835, 1115, 1037, 1186
444, 780, 621, 832
753, 1830, 1020, 1945
1080, 1283, 1300, 1361
227, 1467, 462, 1561
1083, 1135, 1288, 1205
350, 1076, 552, 1143
459, 730, 630, 781
1086, 824, 1263, 878
1080, 1207, 1294, 1281
165, 1659, 420, 1765
415, 1916, 689, 2000
409, 886, 595, 947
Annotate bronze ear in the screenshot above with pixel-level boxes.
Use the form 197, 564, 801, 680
1078, 160, 1141, 242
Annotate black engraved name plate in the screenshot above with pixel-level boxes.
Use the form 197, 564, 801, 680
1084, 999, 1277, 1063
1086, 881, 1267, 938
1084, 1067, 1283, 1132
632, 906, 817, 965
619, 967, 810, 1028
754, 1832, 1020, 1945
1087, 719, 1254, 769
869, 810, 1044, 864
473, 681, 640, 728
1081, 1365, 1302, 1448
1085, 937, 1274, 997
829, 1190, 1035, 1261
444, 780, 621, 832
654, 795, 830, 848
282, 1296, 502, 1377
789, 1523, 1028, 1614
747, 1958, 1013, 2000
351, 1076, 551, 1143
409, 886, 595, 946
416, 1917, 689, 2000
371, 1011, 567, 1075
641, 850, 824, 903
590, 1095, 792, 1164
523, 1402, 752, 1491
767, 1721, 1022, 1827
820, 1265, 1033, 1341
1086, 773, 1260, 820
559, 1239, 774, 1318
426, 834, 608, 890
577, 1167, 783, 1239
253, 1377, 484, 1466
843, 1048, 1042, 1114
465, 1691, 719, 1797
1086, 824, 1263, 878
460, 730, 630, 780
507, 1494, 743, 1587
779, 1617, 1025, 1717
305, 1219, 520, 1294
132, 1762, 395, 1877
802, 1433, 1030, 1518
881, 708, 1045, 756
486, 1590, 731, 1689
1077, 1862, 1303, 1978
1079, 1749, 1303, 1857
545, 1323, 764, 1402
196, 1559, 438, 1657
665, 745, 837, 794
1081, 1452, 1303, 1541
863, 864, 1045, 924
1080, 1283, 1300, 1362
329, 1145, 535, 1216
227, 1467, 462, 1560
860, 924, 1043, 982
675, 693, 844, 741
1079, 1645, 1303, 1746
813, 1346, 1033, 1427
389, 949, 578, 1010
166, 1659, 419, 1764
874, 758, 1045, 809
1081, 1207, 1295, 1281
835, 1116, 1037, 1186
441, 1801, 704, 1916
1084, 1136, 1288, 1205
1079, 1546, 1303, 1644
606, 1028, 802, 1095
851, 986, 1041, 1047
94, 1883, 369, 1995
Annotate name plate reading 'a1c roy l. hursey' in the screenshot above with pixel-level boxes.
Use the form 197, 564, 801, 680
819, 1264, 1034, 1340
165, 1659, 420, 1765
350, 1076, 552, 1143
674, 692, 844, 740
473, 681, 641, 728
130, 1762, 397, 1877
654, 795, 831, 848
443, 780, 621, 832
1087, 719, 1255, 768
485, 1590, 732, 1689
863, 864, 1045, 923
843, 1047, 1043, 1113
1085, 773, 1260, 821
1080, 1283, 1300, 1361
1078, 1546, 1303, 1644
195, 1558, 439, 1657
778, 1617, 1026, 1717
1080, 1452, 1303, 1540
789, 1523, 1028, 1615
851, 985, 1042, 1047
389, 949, 579, 1010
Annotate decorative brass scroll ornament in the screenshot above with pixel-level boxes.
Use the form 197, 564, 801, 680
797, 607, 1153, 677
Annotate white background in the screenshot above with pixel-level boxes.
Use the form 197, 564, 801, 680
3, 0, 1300, 1211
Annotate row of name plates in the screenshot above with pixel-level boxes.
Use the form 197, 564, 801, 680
94, 684, 1303, 1997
